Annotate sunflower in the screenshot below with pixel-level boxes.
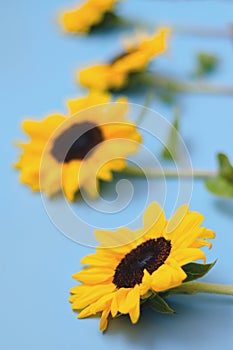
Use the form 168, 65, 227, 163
60, 0, 117, 34
79, 28, 169, 91
69, 202, 215, 331
15, 92, 141, 201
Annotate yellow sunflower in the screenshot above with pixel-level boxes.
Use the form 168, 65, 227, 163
61, 0, 117, 34
69, 202, 215, 331
79, 28, 169, 91
15, 91, 141, 201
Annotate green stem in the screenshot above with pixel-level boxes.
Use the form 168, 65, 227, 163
144, 74, 233, 96
140, 21, 233, 39
135, 91, 153, 125
123, 166, 216, 179
168, 282, 233, 296
171, 24, 233, 39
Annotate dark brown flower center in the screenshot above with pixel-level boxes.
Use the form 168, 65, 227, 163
51, 122, 103, 163
113, 238, 171, 289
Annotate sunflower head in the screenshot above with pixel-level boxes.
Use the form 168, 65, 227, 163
60, 0, 117, 34
79, 28, 169, 91
69, 202, 215, 331
15, 92, 142, 201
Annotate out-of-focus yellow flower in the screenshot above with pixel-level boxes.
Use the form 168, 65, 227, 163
15, 92, 142, 201
61, 0, 117, 34
69, 202, 215, 331
79, 28, 169, 91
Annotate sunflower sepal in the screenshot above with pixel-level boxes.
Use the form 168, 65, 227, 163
87, 12, 127, 34
140, 290, 153, 300
147, 292, 175, 314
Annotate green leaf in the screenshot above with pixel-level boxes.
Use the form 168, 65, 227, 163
218, 153, 233, 180
182, 261, 216, 283
161, 107, 180, 161
193, 52, 219, 77
206, 177, 233, 198
205, 153, 233, 198
148, 293, 175, 314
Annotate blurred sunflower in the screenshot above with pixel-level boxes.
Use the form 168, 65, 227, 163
79, 28, 169, 91
69, 202, 215, 331
61, 0, 118, 34
15, 92, 141, 201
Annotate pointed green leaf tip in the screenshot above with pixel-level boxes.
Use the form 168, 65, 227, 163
161, 107, 180, 161
182, 261, 216, 283
148, 292, 175, 314
205, 153, 233, 198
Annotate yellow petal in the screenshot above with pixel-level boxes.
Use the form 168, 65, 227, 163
19, 168, 40, 191
110, 293, 119, 318
172, 228, 199, 249
73, 267, 113, 284
40, 162, 62, 196
166, 208, 206, 248
128, 285, 140, 324
112, 288, 130, 314
78, 292, 115, 319
170, 247, 206, 265
139, 269, 152, 296
118, 287, 139, 315
70, 283, 115, 310
151, 263, 186, 292
166, 204, 190, 233
97, 165, 113, 181
67, 91, 111, 116
22, 115, 65, 139
95, 226, 139, 248
143, 202, 167, 236
62, 161, 81, 201
100, 308, 111, 332
80, 253, 118, 267
198, 228, 216, 239
82, 173, 100, 199
191, 239, 213, 249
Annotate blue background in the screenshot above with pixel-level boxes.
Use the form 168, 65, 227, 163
1, 1, 233, 349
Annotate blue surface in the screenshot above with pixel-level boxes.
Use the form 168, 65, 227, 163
1, 1, 233, 349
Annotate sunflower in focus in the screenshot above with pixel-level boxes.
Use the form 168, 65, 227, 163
69, 202, 215, 331
61, 0, 118, 34
15, 92, 141, 201
79, 28, 169, 91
